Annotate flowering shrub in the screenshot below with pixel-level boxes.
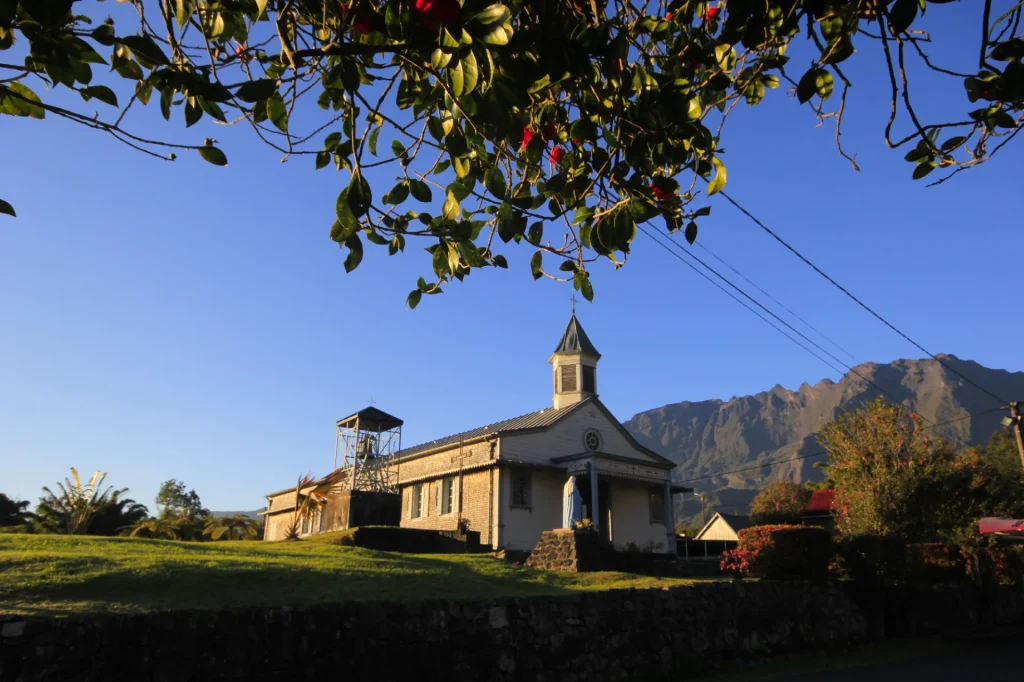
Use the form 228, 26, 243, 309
570, 517, 595, 532
721, 525, 833, 581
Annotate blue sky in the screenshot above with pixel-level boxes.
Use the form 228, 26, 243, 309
2, 2, 1021, 512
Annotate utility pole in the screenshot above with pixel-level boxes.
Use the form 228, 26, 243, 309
1005, 401, 1024, 471
694, 493, 707, 527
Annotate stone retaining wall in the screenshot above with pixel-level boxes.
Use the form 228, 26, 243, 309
2, 582, 1022, 682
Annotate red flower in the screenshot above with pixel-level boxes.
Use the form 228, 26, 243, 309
704, 5, 720, 21
981, 88, 995, 101
571, 138, 582, 145
352, 13, 374, 34
666, 11, 674, 20
414, 0, 461, 29
521, 127, 534, 149
548, 146, 566, 164
650, 182, 675, 202
544, 122, 559, 141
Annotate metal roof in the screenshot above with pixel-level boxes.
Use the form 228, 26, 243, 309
335, 406, 404, 431
397, 402, 579, 458
553, 314, 600, 358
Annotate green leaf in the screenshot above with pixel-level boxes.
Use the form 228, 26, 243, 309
613, 210, 636, 252
235, 79, 278, 103
118, 35, 170, 67
91, 24, 116, 46
911, 162, 935, 180
686, 95, 702, 120
392, 139, 406, 157
473, 4, 509, 25
574, 271, 594, 302
527, 222, 543, 246
887, 0, 918, 35
347, 174, 372, 217
385, 181, 410, 204
267, 93, 288, 133
530, 250, 543, 280
175, 0, 196, 30
574, 207, 595, 226
79, 85, 118, 107
452, 156, 471, 178
407, 289, 422, 310
479, 24, 511, 46
449, 58, 465, 97
0, 199, 14, 217
198, 146, 228, 166
184, 100, 202, 127
492, 254, 508, 268
410, 180, 432, 203
315, 151, 331, 170
442, 192, 460, 220
2, 82, 45, 119
343, 234, 363, 273
940, 136, 968, 152
369, 126, 380, 155
256, 0, 270, 18
427, 117, 445, 142
684, 221, 698, 245
797, 68, 820, 103
484, 167, 506, 198
461, 49, 479, 95
706, 156, 727, 195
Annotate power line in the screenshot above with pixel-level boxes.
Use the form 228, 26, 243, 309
676, 408, 1004, 485
693, 241, 860, 364
642, 226, 978, 451
714, 187, 1011, 408
637, 225, 848, 376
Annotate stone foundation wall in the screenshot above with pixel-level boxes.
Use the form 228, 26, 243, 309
2, 582, 1022, 682
526, 529, 602, 571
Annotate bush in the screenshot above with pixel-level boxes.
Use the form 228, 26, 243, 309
721, 525, 833, 580
837, 535, 909, 585
749, 482, 812, 525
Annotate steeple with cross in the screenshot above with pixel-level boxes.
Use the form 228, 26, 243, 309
548, 308, 600, 410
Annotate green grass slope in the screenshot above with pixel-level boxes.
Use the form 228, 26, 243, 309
0, 533, 706, 617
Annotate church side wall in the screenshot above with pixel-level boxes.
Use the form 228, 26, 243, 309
610, 483, 668, 551
399, 470, 495, 546
263, 491, 297, 542
501, 468, 564, 551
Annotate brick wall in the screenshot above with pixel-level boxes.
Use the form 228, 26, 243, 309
401, 470, 496, 546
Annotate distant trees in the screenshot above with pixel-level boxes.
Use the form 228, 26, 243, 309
126, 517, 181, 540
818, 398, 1024, 584
89, 496, 150, 536
0, 493, 32, 527
36, 468, 132, 535
749, 482, 811, 526
204, 515, 261, 541
155, 479, 209, 520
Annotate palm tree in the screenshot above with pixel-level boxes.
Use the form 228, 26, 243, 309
124, 517, 180, 540
38, 468, 128, 535
90, 497, 150, 536
0, 493, 33, 526
203, 515, 260, 541
284, 469, 347, 540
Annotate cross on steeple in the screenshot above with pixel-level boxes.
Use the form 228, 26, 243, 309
570, 293, 577, 315
367, 397, 376, 407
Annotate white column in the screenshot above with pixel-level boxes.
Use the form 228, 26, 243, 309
589, 458, 600, 534
663, 479, 676, 554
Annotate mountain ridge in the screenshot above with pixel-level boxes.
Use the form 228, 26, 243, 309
622, 355, 1024, 525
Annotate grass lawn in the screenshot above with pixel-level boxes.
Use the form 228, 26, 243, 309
0, 532, 708, 617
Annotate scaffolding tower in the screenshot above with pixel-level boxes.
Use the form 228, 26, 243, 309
334, 407, 403, 493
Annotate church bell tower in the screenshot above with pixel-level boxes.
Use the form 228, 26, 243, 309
549, 313, 601, 410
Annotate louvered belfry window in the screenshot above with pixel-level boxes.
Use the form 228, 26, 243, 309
561, 365, 577, 392
582, 365, 595, 393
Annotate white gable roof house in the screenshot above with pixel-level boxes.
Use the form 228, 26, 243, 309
262, 314, 691, 554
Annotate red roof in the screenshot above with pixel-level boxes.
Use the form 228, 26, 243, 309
803, 490, 835, 515
979, 518, 1024, 535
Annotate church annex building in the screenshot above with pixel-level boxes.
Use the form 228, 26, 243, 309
263, 314, 689, 553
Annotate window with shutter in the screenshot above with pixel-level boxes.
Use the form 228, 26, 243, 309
560, 365, 577, 392
511, 470, 532, 508
441, 477, 455, 514
649, 489, 665, 523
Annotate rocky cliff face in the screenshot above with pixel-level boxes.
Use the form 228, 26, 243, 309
623, 355, 1024, 525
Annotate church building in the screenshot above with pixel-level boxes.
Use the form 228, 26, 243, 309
392, 314, 687, 553
262, 314, 687, 552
